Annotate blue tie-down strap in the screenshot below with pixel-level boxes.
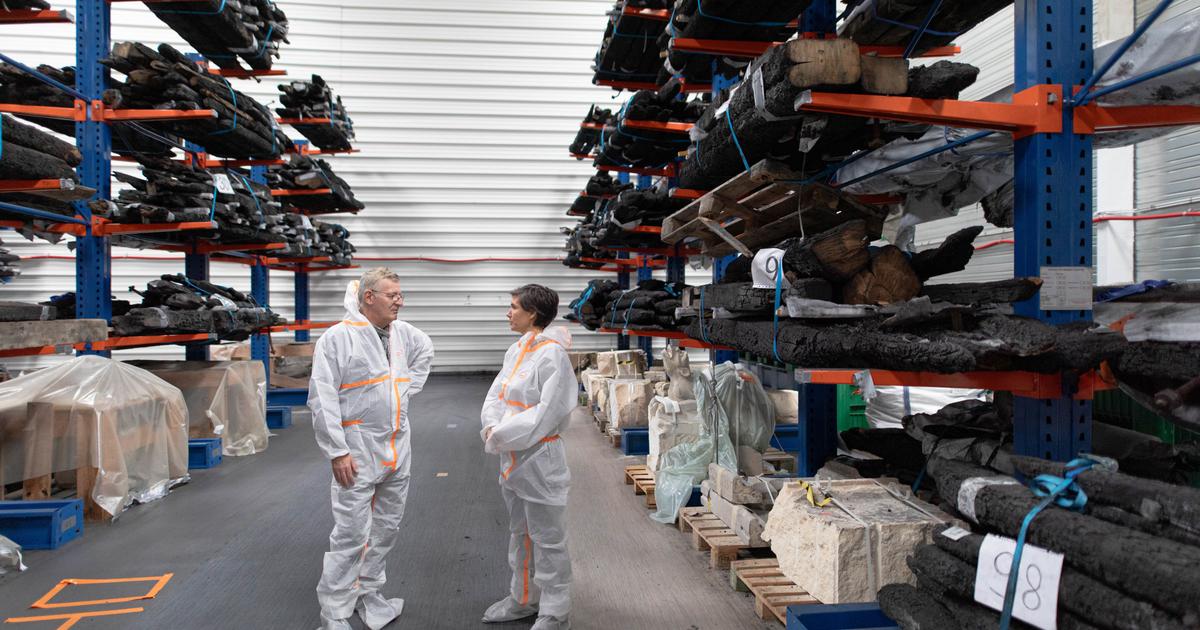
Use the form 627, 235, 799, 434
999, 458, 1095, 630
206, 78, 238, 137
698, 286, 711, 343
864, 0, 961, 38
725, 108, 752, 173
771, 262, 784, 363
1095, 279, 1172, 303
608, 290, 628, 328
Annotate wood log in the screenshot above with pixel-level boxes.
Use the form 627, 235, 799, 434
920, 278, 1043, 305
928, 457, 1200, 623
1, 115, 80, 166
843, 245, 921, 305
841, 0, 1012, 54
782, 219, 871, 282
982, 178, 1014, 227
906, 61, 982, 100
878, 583, 959, 630
785, 38, 863, 88
930, 529, 1187, 630
0, 140, 76, 181
859, 54, 909, 95
684, 280, 833, 313
910, 226, 983, 281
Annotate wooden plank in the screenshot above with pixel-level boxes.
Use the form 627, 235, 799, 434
0, 319, 107, 351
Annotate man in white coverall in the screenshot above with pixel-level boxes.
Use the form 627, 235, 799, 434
480, 284, 578, 630
309, 268, 434, 630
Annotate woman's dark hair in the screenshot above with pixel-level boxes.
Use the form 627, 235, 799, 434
512, 284, 558, 329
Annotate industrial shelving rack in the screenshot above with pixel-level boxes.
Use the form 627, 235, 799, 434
576, 0, 1200, 470
0, 0, 361, 407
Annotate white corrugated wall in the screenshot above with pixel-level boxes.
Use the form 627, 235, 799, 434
1, 0, 624, 371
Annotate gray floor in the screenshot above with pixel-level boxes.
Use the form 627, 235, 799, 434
0, 375, 773, 630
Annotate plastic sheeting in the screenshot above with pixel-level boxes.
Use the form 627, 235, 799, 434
127, 360, 268, 456
0, 534, 23, 575
0, 356, 189, 520
713, 362, 775, 456
865, 386, 989, 430
647, 396, 703, 472
835, 13, 1200, 243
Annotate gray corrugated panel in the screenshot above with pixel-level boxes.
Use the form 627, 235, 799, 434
0, 0, 626, 372
1135, 206, 1200, 281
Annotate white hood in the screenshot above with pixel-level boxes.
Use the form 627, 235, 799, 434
342, 280, 367, 322
535, 325, 573, 350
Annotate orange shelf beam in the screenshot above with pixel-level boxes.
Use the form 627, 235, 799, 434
0, 102, 84, 121
793, 368, 1113, 400
580, 122, 605, 130
0, 101, 215, 122
1076, 103, 1200, 133
570, 152, 596, 160
149, 242, 286, 254
598, 327, 733, 350
595, 79, 661, 91
597, 164, 675, 177
797, 85, 1063, 137
278, 117, 331, 125
623, 119, 694, 134
271, 188, 332, 196
0, 8, 72, 23
620, 6, 670, 20
0, 179, 78, 194
580, 256, 666, 268
297, 146, 359, 156
90, 333, 215, 351
97, 220, 216, 236
208, 68, 286, 79
679, 81, 713, 94
266, 320, 336, 333
628, 225, 662, 234
579, 192, 615, 200
670, 188, 706, 200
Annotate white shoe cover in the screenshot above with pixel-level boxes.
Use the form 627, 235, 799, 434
315, 612, 353, 630
531, 615, 570, 630
355, 593, 405, 630
481, 596, 538, 623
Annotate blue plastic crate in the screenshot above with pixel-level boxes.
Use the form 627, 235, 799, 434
188, 438, 223, 469
0, 499, 84, 550
621, 427, 649, 456
266, 406, 293, 429
787, 603, 898, 630
773, 424, 802, 452
686, 484, 702, 507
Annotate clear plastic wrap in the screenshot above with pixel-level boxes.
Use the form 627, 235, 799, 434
0, 534, 24, 575
713, 362, 775, 455
127, 360, 268, 456
0, 356, 190, 520
647, 396, 703, 472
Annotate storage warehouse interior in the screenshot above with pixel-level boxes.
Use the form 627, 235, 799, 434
0, 0, 1199, 628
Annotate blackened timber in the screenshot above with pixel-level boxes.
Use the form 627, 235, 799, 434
1, 115, 80, 166
919, 278, 1043, 305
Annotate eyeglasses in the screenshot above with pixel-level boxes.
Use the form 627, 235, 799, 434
371, 290, 405, 302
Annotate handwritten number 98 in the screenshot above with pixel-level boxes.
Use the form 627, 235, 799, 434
989, 552, 1043, 611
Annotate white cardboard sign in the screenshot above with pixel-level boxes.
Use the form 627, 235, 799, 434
1040, 266, 1092, 311
211, 173, 235, 195
974, 534, 1063, 630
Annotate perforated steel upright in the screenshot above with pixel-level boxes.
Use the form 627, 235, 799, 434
73, 0, 112, 354
1012, 0, 1095, 460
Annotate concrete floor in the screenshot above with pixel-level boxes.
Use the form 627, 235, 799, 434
0, 375, 774, 630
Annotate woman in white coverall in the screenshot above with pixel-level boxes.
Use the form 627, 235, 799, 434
480, 284, 578, 630
308, 269, 434, 630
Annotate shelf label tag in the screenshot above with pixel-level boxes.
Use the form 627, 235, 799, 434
974, 534, 1063, 630
211, 173, 235, 195
1040, 266, 1091, 311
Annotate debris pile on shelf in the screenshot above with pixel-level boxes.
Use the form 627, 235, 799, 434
877, 449, 1200, 629
143, 0, 289, 71
563, 186, 687, 265
593, 0, 670, 88
840, 1, 1010, 55
594, 86, 700, 170
274, 215, 355, 265
276, 74, 354, 151
569, 171, 633, 217
566, 278, 688, 331
661, 0, 809, 84
679, 39, 979, 190
41, 292, 132, 320
0, 240, 20, 284
111, 157, 283, 242
114, 274, 281, 340
569, 105, 615, 157
266, 154, 364, 214
101, 42, 293, 158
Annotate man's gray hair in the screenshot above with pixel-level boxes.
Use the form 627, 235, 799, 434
358, 267, 401, 305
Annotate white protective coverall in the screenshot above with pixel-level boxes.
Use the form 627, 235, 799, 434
309, 282, 434, 625
480, 326, 579, 620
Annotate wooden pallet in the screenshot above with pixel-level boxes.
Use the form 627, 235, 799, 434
677, 506, 748, 569
607, 426, 622, 448
660, 159, 887, 257
623, 464, 657, 508
763, 448, 797, 473
730, 558, 819, 625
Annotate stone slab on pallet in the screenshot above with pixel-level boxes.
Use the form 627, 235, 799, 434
700, 480, 770, 547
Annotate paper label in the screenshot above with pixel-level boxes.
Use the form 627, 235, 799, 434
940, 526, 971, 541
751, 248, 787, 289
974, 534, 1063, 630
212, 173, 235, 195
1040, 267, 1092, 311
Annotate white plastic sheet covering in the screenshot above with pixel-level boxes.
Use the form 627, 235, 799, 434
835, 13, 1200, 242
127, 360, 268, 456
0, 534, 24, 575
647, 396, 703, 472
865, 386, 989, 429
0, 356, 189, 519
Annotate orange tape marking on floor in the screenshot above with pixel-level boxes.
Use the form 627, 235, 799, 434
30, 573, 174, 609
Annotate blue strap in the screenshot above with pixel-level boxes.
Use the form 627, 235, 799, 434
182, 276, 212, 296
623, 295, 637, 330
1096, 279, 1172, 302
771, 260, 784, 363
573, 285, 594, 319
0, 115, 4, 162
207, 78, 238, 137
999, 458, 1095, 630
725, 108, 751, 173
608, 290, 628, 327
698, 286, 711, 343
154, 0, 227, 15
235, 173, 263, 221
911, 464, 927, 493
696, 0, 792, 27
204, 24, 276, 61
866, 1, 961, 38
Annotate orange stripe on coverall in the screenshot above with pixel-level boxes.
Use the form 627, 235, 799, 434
521, 532, 532, 605
382, 378, 412, 469
340, 375, 388, 391
498, 339, 561, 403
500, 435, 561, 479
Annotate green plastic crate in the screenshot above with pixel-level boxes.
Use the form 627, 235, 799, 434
837, 384, 869, 432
